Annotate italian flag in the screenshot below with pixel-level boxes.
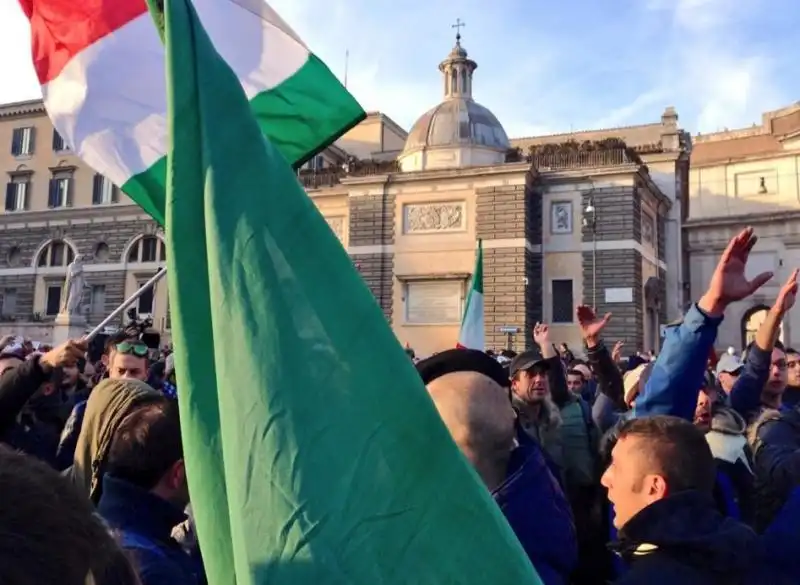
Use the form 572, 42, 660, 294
19, 0, 365, 225
458, 240, 485, 350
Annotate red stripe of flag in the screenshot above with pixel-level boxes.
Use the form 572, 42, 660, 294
21, 0, 149, 84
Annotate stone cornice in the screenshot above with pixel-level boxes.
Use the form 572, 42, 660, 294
0, 99, 46, 119
684, 209, 800, 229
0, 204, 151, 227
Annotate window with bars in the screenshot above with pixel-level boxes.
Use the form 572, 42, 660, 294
37, 240, 76, 267
551, 279, 574, 323
45, 285, 62, 316
11, 127, 35, 157
92, 173, 119, 205
48, 176, 73, 208
52, 129, 68, 152
127, 236, 166, 263
4, 177, 29, 212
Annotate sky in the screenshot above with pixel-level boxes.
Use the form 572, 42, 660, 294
1, 0, 798, 138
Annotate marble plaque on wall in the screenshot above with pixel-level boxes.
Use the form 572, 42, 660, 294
403, 202, 465, 234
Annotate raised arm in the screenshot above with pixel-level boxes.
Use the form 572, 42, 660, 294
636, 227, 773, 420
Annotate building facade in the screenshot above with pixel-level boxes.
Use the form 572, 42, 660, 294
0, 36, 683, 355
685, 103, 800, 350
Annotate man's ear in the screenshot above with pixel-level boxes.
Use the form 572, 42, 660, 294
166, 459, 186, 491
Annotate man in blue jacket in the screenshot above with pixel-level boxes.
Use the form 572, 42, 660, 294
98, 398, 202, 585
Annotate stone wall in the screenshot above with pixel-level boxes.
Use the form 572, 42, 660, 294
581, 185, 644, 347
475, 176, 541, 351
348, 193, 395, 321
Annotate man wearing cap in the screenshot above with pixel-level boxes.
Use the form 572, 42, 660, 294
417, 349, 577, 585
716, 353, 743, 396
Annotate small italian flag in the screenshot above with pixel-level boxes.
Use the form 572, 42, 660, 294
19, 0, 365, 226
458, 240, 484, 350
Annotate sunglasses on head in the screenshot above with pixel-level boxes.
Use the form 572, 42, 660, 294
115, 342, 149, 357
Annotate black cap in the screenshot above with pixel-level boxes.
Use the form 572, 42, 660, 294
508, 349, 549, 378
415, 348, 509, 388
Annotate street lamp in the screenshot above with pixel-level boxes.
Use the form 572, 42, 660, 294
583, 195, 597, 309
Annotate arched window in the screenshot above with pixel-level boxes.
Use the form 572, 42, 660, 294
450, 69, 457, 95
461, 68, 468, 93
741, 305, 782, 349
127, 235, 166, 263
37, 240, 75, 267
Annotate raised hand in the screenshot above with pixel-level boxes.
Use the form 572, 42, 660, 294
774, 269, 799, 315
533, 322, 550, 346
699, 227, 773, 316
612, 341, 624, 362
576, 305, 612, 346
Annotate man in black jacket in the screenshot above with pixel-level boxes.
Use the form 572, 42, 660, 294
604, 416, 786, 584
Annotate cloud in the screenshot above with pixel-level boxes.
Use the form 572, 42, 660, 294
1, 0, 797, 139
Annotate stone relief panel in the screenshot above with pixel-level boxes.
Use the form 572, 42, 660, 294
402, 202, 466, 234
550, 201, 573, 234
325, 216, 347, 245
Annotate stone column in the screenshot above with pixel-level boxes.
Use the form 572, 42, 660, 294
348, 193, 395, 322
476, 168, 542, 351
581, 184, 644, 348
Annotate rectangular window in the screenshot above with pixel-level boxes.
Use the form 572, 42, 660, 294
92, 174, 118, 205
52, 129, 67, 152
4, 179, 28, 212
551, 279, 574, 323
48, 176, 72, 208
11, 127, 35, 157
45, 285, 62, 316
405, 280, 463, 324
90, 285, 106, 315
1, 289, 17, 316
137, 282, 154, 315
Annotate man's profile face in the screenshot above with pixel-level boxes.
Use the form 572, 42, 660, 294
601, 436, 662, 529
787, 351, 800, 387
108, 351, 147, 381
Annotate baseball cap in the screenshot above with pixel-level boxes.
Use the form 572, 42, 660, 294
508, 349, 549, 378
716, 354, 743, 377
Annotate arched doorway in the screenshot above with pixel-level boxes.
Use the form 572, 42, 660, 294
741, 305, 782, 349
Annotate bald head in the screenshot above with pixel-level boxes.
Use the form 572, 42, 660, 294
427, 371, 515, 489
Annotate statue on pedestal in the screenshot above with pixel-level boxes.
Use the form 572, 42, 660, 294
61, 254, 86, 316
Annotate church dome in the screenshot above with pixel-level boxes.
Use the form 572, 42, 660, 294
404, 99, 510, 152
398, 27, 510, 172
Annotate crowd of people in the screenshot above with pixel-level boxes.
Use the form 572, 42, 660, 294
1, 226, 800, 584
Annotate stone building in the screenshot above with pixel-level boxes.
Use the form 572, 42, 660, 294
0, 34, 687, 354
685, 103, 800, 350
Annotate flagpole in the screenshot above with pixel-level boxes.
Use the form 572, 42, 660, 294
85, 267, 168, 341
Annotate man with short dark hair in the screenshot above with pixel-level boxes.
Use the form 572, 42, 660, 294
98, 400, 199, 585
604, 415, 771, 583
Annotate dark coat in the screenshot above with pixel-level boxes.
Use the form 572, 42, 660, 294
611, 490, 791, 584
97, 475, 202, 585
493, 427, 577, 585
